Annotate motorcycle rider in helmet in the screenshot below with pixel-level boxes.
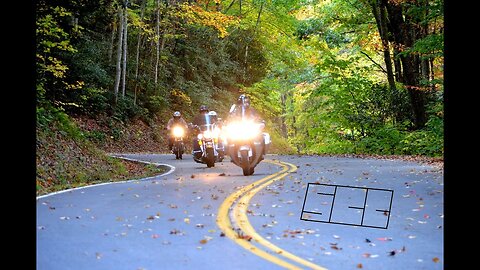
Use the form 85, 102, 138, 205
166, 111, 188, 152
209, 110, 225, 158
190, 105, 210, 159
228, 94, 267, 156
229, 94, 263, 123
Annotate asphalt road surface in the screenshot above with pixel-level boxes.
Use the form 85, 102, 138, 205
37, 154, 443, 270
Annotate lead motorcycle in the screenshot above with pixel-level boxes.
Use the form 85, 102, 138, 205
171, 125, 185, 160
190, 120, 225, 168
224, 119, 270, 176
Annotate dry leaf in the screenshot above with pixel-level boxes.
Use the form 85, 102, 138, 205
432, 257, 440, 263
377, 237, 392, 241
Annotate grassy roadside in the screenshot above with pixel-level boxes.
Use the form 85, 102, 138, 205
36, 109, 167, 197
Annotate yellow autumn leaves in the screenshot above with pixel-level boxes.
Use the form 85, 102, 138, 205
180, 3, 239, 38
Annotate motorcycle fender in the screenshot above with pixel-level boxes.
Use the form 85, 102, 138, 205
239, 145, 250, 151
238, 145, 253, 158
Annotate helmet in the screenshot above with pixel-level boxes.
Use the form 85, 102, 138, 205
173, 111, 181, 118
208, 111, 218, 121
199, 105, 208, 113
237, 94, 250, 108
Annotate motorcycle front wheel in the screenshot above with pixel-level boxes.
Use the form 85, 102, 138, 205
206, 148, 215, 168
240, 150, 253, 176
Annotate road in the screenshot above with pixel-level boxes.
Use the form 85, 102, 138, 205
37, 154, 443, 270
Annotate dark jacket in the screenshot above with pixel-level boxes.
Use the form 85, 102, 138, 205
167, 117, 188, 130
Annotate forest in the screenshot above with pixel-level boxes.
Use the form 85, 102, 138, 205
36, 0, 443, 193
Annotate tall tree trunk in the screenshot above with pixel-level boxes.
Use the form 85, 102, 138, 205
134, 0, 146, 105
155, 0, 161, 86
280, 93, 288, 138
113, 5, 124, 104
370, 0, 397, 123
121, 3, 128, 98
371, 0, 396, 92
108, 22, 117, 63
385, 0, 427, 128
393, 47, 402, 82
243, 1, 264, 83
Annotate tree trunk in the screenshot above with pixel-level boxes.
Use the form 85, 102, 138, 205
113, 5, 124, 104
375, 0, 396, 92
370, 0, 398, 123
121, 4, 128, 98
134, 0, 146, 105
155, 0, 161, 86
108, 22, 117, 64
280, 93, 288, 138
243, 1, 264, 83
385, 0, 427, 128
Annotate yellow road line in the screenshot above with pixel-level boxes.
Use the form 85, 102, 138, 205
217, 164, 301, 269
217, 159, 327, 270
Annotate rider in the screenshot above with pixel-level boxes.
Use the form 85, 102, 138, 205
229, 94, 263, 124
166, 111, 188, 152
228, 94, 267, 156
191, 105, 210, 159
209, 110, 225, 157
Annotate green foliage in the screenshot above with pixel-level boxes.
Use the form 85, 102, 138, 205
36, 5, 84, 105
36, 105, 84, 140
113, 94, 149, 122
35, 0, 443, 160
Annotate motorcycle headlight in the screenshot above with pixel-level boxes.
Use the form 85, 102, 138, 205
173, 126, 184, 137
226, 121, 261, 140
203, 130, 212, 139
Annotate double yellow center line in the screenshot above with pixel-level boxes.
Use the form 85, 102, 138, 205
216, 159, 327, 270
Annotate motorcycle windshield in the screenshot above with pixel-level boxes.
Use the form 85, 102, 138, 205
200, 114, 215, 131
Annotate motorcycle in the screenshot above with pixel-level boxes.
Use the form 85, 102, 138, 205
191, 122, 225, 168
224, 119, 270, 176
171, 125, 186, 160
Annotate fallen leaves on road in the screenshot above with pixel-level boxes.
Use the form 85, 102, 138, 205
330, 243, 342, 250
376, 237, 393, 241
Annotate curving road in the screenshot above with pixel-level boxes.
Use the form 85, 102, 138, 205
37, 154, 443, 270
